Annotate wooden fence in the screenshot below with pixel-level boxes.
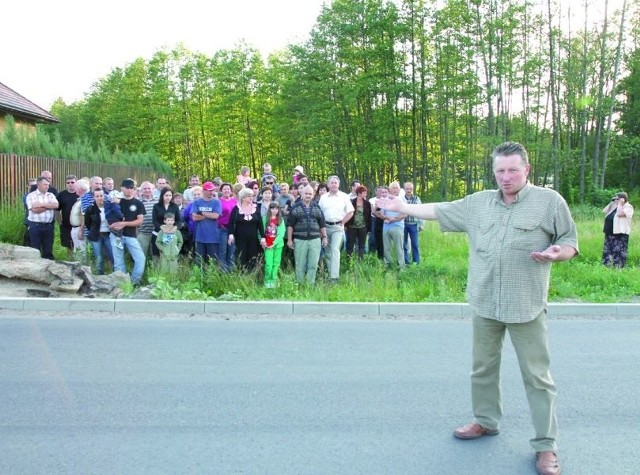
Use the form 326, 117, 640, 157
0, 153, 163, 207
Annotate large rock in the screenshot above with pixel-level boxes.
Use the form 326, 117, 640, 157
0, 243, 97, 294
0, 244, 41, 260
87, 272, 130, 298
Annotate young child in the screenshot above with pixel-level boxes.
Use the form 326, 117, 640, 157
155, 213, 183, 274
262, 202, 286, 288
292, 165, 304, 185
260, 163, 279, 195
104, 191, 125, 249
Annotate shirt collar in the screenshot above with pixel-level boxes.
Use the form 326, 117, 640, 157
496, 181, 532, 205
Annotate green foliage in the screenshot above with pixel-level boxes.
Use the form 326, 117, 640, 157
0, 114, 171, 175
136, 209, 640, 303
2, 203, 640, 303
0, 201, 26, 244
7, 0, 638, 196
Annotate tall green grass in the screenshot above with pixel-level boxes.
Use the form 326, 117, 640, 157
2, 202, 639, 302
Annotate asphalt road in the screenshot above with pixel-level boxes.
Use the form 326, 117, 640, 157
0, 315, 638, 474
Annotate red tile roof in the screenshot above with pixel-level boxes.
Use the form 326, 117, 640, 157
0, 81, 59, 123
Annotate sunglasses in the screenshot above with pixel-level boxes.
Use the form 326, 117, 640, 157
66, 181, 75, 184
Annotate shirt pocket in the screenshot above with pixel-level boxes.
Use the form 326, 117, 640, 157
471, 221, 495, 255
510, 217, 550, 251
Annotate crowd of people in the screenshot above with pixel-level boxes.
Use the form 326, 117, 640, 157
26, 141, 621, 474
23, 163, 426, 286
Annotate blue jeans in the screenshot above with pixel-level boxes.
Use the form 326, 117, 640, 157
111, 234, 146, 284
403, 223, 420, 264
28, 221, 55, 259
218, 228, 235, 271
90, 234, 114, 274
195, 241, 220, 267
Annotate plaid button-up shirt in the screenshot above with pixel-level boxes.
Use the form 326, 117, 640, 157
435, 182, 579, 323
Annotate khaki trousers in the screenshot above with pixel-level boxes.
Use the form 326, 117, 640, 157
471, 311, 558, 452
294, 238, 321, 284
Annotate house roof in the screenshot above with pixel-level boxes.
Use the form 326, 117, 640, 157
0, 81, 59, 124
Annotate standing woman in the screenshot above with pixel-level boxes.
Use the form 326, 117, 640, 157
602, 192, 634, 268
262, 202, 286, 288
228, 187, 266, 270
84, 189, 113, 275
218, 183, 237, 271
152, 187, 182, 263
345, 185, 372, 259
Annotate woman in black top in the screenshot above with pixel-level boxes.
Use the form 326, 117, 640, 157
151, 187, 182, 258
228, 187, 266, 270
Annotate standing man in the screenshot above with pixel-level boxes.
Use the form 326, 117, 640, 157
377, 142, 578, 475
318, 175, 354, 283
80, 176, 104, 231
39, 170, 58, 195
25, 176, 59, 259
137, 181, 158, 257
71, 179, 90, 259
382, 181, 406, 268
56, 174, 78, 259
110, 179, 146, 285
103, 177, 115, 196
22, 178, 38, 246
183, 174, 200, 203
153, 175, 168, 200
403, 181, 423, 265
191, 181, 222, 266
286, 184, 327, 284
348, 180, 360, 200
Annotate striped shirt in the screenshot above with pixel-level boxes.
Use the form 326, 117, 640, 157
26, 190, 58, 223
435, 182, 579, 323
139, 197, 158, 235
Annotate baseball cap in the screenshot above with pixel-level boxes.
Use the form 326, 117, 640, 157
202, 181, 215, 191
122, 179, 136, 189
294, 165, 304, 173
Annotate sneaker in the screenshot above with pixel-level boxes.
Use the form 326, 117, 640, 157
114, 237, 124, 249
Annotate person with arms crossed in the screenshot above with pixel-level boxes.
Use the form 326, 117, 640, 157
110, 179, 147, 285
377, 142, 578, 475
318, 175, 354, 283
56, 174, 78, 259
26, 176, 59, 259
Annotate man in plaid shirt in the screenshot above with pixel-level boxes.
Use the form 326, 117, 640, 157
376, 142, 578, 475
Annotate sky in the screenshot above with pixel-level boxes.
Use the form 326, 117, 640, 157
2, 0, 628, 112
3, 0, 328, 110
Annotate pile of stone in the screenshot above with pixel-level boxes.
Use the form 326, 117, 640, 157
0, 244, 129, 298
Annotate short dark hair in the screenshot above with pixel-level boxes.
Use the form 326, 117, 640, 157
492, 142, 529, 166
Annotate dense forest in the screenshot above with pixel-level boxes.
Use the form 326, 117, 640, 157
44, 0, 639, 203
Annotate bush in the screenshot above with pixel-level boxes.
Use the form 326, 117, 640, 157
0, 201, 26, 244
